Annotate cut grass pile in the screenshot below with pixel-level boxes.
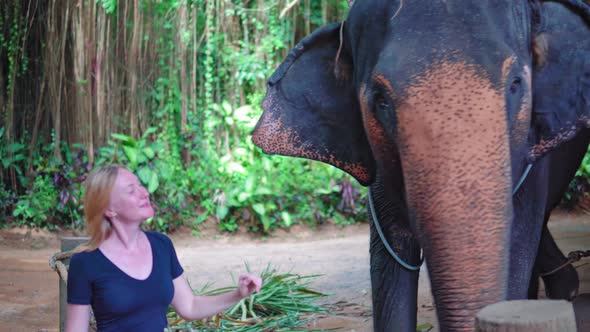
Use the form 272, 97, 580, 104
166, 265, 331, 332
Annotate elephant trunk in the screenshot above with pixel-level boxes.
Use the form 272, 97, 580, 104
369, 183, 421, 332
396, 61, 513, 330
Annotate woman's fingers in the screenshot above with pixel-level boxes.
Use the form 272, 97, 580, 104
239, 274, 263, 296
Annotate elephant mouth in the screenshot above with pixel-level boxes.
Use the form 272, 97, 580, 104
527, 115, 590, 162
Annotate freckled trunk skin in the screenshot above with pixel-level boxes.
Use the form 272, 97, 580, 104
396, 62, 512, 331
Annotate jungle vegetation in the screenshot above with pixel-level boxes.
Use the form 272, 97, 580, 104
0, 0, 366, 233
0, 0, 588, 232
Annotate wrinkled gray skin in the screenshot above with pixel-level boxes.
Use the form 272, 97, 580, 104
252, 1, 590, 331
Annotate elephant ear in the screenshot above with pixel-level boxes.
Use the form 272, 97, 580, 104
252, 22, 375, 185
530, 3, 590, 161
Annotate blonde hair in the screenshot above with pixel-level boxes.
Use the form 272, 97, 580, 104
79, 164, 122, 251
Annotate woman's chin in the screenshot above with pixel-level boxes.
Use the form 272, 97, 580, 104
135, 208, 155, 222
144, 208, 155, 219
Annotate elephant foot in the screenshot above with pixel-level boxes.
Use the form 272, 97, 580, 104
542, 264, 579, 300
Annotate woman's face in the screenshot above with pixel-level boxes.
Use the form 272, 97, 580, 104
107, 168, 154, 223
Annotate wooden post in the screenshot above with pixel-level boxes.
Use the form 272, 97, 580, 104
475, 300, 577, 332
59, 237, 89, 332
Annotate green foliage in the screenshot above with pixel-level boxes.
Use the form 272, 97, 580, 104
88, 96, 365, 235
96, 0, 117, 14
18, 143, 88, 228
1, 0, 363, 233
205, 100, 366, 234
0, 127, 27, 184
1, 1, 30, 92
6, 0, 590, 237
417, 323, 434, 332
48, 145, 89, 228
561, 145, 590, 209
108, 128, 161, 193
12, 175, 59, 228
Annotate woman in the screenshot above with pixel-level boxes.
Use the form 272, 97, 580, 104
65, 165, 262, 332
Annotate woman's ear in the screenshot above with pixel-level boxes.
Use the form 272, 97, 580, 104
105, 210, 117, 218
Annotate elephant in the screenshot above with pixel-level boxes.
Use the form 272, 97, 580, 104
252, 1, 590, 331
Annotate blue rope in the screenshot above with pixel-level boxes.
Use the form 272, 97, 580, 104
369, 163, 533, 271
513, 164, 533, 196
368, 189, 424, 271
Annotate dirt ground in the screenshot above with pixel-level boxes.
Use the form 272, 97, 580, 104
0, 209, 589, 332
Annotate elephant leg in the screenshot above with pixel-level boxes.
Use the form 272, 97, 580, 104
369, 215, 421, 332
529, 131, 590, 301
527, 266, 541, 299
532, 224, 579, 300
528, 216, 550, 300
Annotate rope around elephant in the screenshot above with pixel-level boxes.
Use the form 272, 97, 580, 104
540, 250, 590, 277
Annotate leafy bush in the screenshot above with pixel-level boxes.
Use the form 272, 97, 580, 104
205, 101, 367, 234
12, 175, 59, 228
1, 1, 363, 233
47, 148, 89, 228
561, 145, 590, 209
0, 127, 88, 228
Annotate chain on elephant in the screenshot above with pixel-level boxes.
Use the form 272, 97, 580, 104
540, 250, 590, 277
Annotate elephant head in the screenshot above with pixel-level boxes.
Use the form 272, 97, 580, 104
253, 1, 590, 330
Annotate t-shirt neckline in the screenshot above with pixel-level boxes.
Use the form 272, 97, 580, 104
97, 231, 155, 282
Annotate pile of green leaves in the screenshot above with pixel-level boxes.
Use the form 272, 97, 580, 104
166, 266, 329, 332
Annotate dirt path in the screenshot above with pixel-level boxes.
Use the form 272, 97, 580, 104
1, 210, 589, 332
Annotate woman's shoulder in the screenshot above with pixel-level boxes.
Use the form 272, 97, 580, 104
145, 231, 174, 247
69, 249, 100, 274
71, 249, 99, 262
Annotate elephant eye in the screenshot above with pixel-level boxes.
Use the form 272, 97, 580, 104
374, 92, 390, 110
372, 90, 397, 133
509, 77, 522, 94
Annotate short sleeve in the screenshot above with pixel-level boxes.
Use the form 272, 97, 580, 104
168, 237, 184, 279
67, 253, 92, 304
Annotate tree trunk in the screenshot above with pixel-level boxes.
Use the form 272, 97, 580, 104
95, 8, 106, 147
178, 2, 190, 165
128, 0, 141, 138
27, 80, 45, 177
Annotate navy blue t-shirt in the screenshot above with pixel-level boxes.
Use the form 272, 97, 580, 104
67, 231, 184, 332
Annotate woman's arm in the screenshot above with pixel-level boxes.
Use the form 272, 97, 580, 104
65, 304, 90, 332
171, 273, 262, 321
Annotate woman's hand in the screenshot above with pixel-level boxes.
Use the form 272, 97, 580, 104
237, 273, 263, 298
172, 273, 263, 321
